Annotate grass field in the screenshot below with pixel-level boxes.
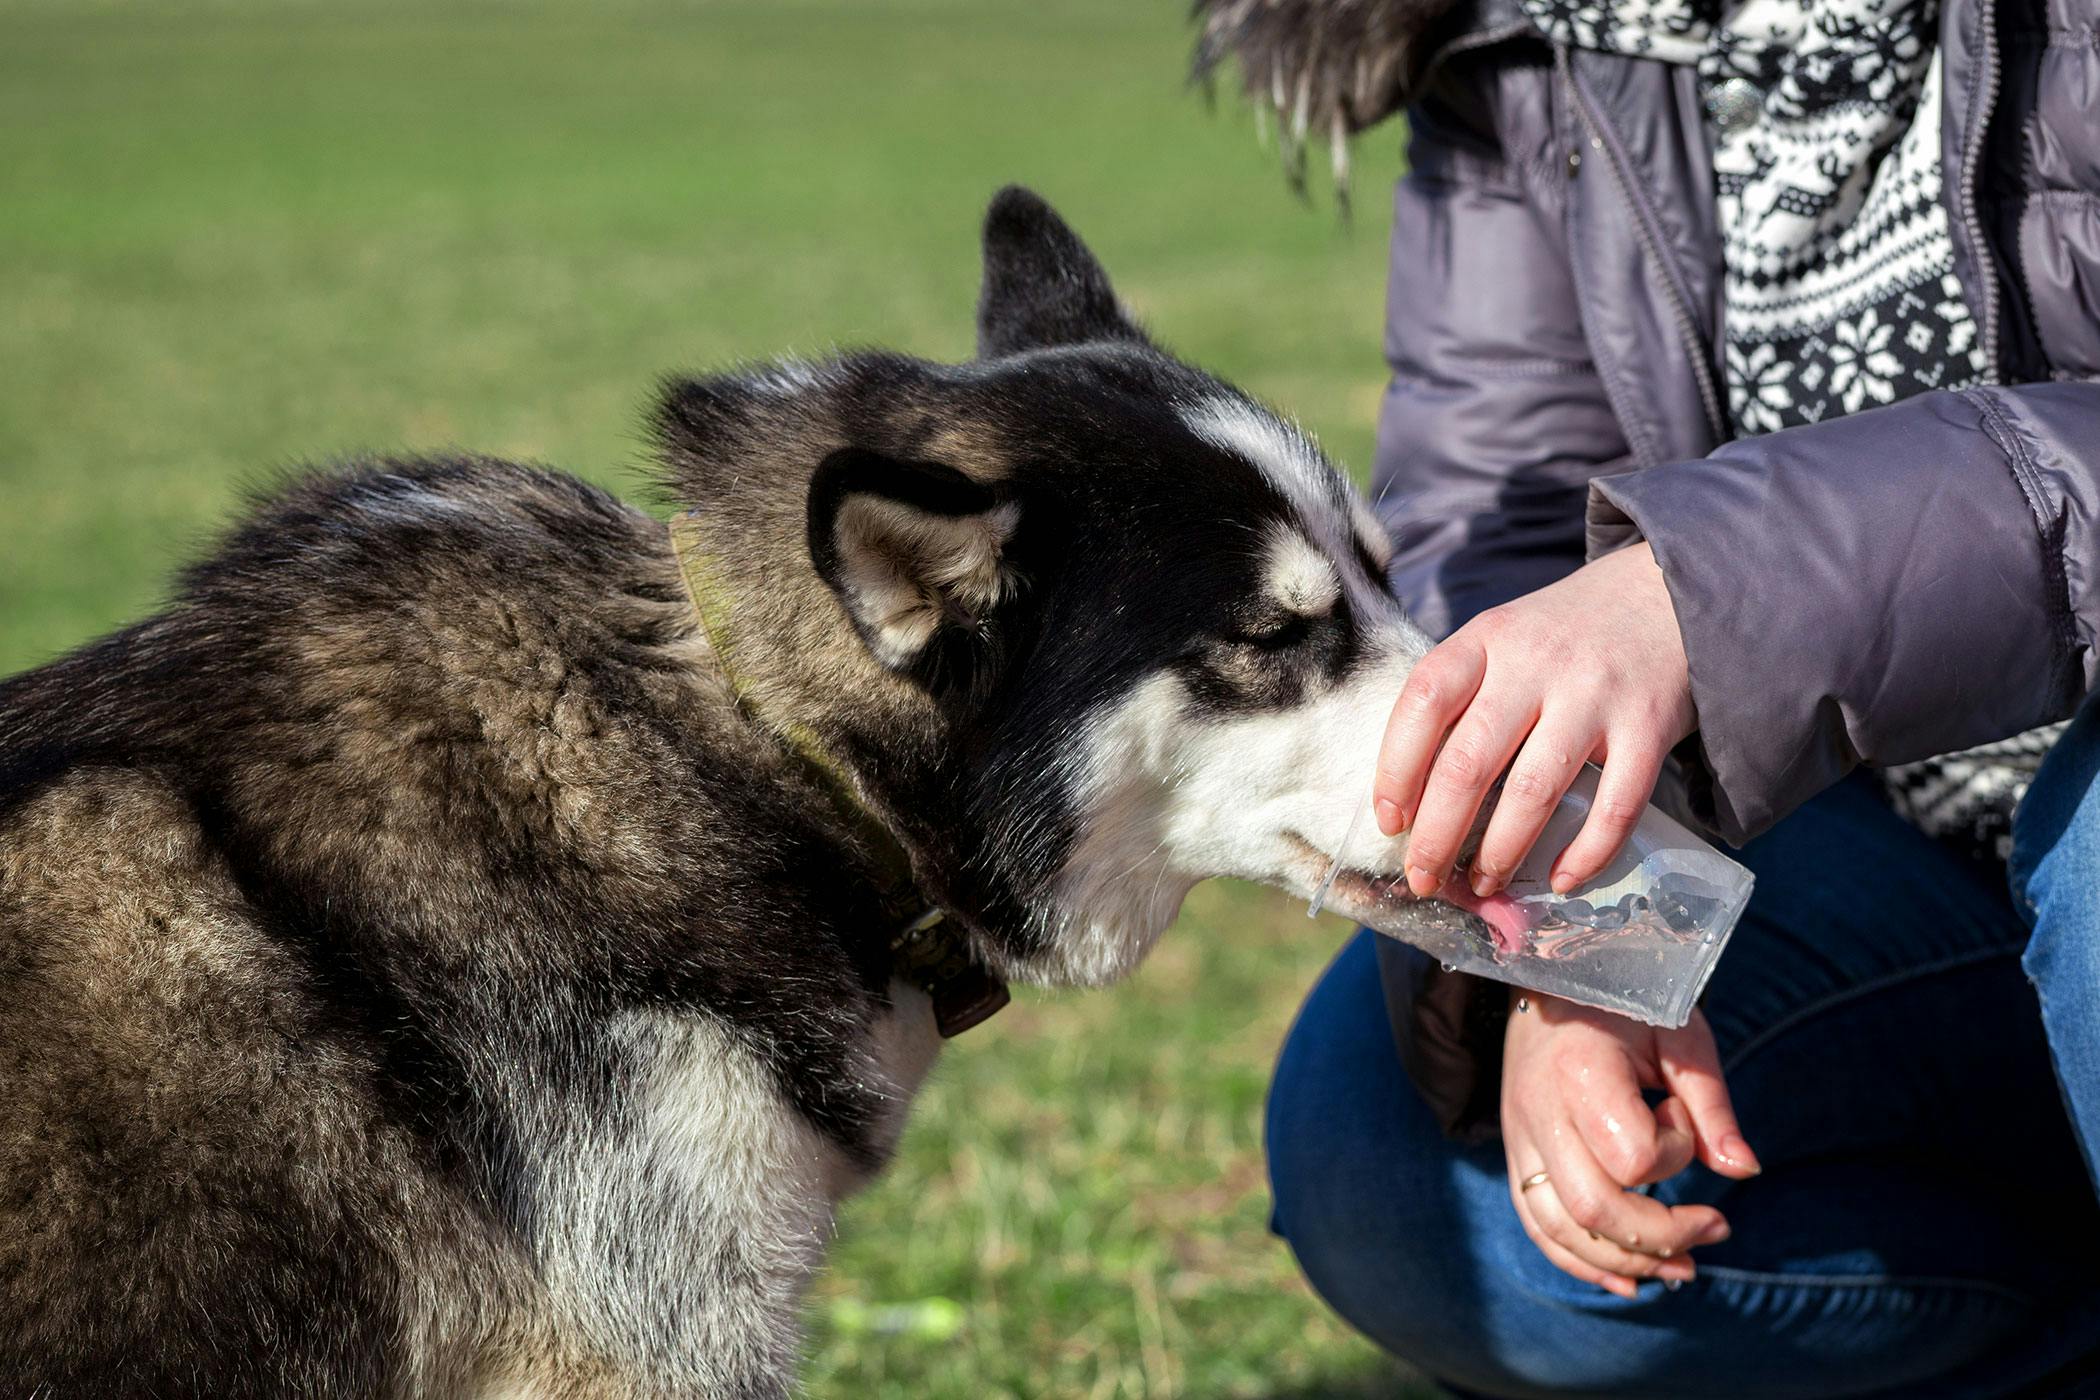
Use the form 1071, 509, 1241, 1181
0, 3, 1432, 1394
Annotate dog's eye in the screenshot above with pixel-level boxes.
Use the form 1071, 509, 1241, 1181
1230, 614, 1313, 651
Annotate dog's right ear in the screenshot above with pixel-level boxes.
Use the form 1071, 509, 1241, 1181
976, 186, 1149, 359
807, 447, 1023, 696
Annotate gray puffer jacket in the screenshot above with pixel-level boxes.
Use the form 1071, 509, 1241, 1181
1200, 0, 2100, 1136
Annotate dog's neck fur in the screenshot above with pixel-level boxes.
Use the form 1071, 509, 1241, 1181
663, 509, 1009, 1037
651, 361, 1063, 977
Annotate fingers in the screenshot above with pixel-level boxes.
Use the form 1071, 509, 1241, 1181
1517, 1176, 1700, 1289
1658, 1013, 1763, 1178
1509, 1190, 1643, 1299
1468, 724, 1595, 896
1532, 997, 1693, 1188
1505, 1118, 1721, 1297
1503, 1125, 1639, 1298
1373, 637, 1486, 837
1400, 696, 1536, 897
1648, 1096, 1700, 1185
1549, 738, 1666, 894
1526, 1118, 1729, 1270
1562, 1054, 1685, 1190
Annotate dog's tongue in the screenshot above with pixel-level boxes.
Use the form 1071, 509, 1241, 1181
1434, 876, 1531, 957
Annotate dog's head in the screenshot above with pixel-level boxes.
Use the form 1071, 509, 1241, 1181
657, 187, 1426, 986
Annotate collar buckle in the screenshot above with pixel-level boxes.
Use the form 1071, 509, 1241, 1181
890, 907, 1011, 1038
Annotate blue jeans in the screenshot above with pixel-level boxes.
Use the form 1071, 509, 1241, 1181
1267, 715, 2100, 1398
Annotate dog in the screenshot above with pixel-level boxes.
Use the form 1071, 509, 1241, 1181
0, 187, 1428, 1398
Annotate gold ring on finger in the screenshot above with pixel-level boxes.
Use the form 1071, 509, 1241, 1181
1519, 1170, 1551, 1193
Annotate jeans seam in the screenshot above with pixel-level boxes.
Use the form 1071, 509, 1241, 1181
1694, 1264, 2039, 1310
1720, 941, 2032, 1075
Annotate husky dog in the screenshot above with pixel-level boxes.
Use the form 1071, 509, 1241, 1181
0, 188, 1426, 1398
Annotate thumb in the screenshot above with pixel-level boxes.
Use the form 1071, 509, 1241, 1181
1646, 1095, 1699, 1184
1657, 1013, 1761, 1178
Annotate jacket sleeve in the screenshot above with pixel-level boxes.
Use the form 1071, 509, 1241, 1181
1588, 382, 2100, 845
1374, 62, 1638, 638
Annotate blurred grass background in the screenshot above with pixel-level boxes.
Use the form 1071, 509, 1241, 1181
0, 1, 1432, 1394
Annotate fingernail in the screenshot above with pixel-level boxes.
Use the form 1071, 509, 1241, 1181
1720, 1134, 1763, 1174
1375, 798, 1402, 834
1701, 1220, 1732, 1245
1407, 865, 1439, 897
1551, 870, 1578, 894
1658, 1258, 1695, 1283
1470, 868, 1497, 897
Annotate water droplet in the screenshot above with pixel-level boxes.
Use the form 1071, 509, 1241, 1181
1439, 962, 1455, 974
1664, 1277, 1684, 1293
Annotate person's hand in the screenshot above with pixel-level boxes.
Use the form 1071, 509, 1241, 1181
1374, 542, 1694, 898
1503, 993, 1761, 1296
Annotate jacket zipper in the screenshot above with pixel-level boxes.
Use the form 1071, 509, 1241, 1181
1955, 0, 2003, 382
1556, 46, 1728, 445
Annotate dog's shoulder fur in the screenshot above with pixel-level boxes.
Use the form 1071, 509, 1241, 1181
0, 458, 938, 1396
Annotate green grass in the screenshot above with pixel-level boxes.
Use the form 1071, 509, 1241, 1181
0, 3, 1429, 1394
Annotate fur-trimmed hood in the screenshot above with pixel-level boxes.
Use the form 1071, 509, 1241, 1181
1190, 0, 1485, 196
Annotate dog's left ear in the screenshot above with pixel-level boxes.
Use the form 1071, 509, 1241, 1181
808, 447, 1023, 693
976, 186, 1149, 358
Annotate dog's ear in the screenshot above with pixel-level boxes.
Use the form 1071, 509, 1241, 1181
808, 447, 1023, 694
976, 186, 1148, 358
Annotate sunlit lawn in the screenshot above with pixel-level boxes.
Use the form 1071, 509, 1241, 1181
0, 2, 1432, 1393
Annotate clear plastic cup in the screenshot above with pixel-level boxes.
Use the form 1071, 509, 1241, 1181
1307, 765, 1753, 1028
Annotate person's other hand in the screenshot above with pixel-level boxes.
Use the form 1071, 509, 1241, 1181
1374, 542, 1694, 898
1502, 993, 1761, 1296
